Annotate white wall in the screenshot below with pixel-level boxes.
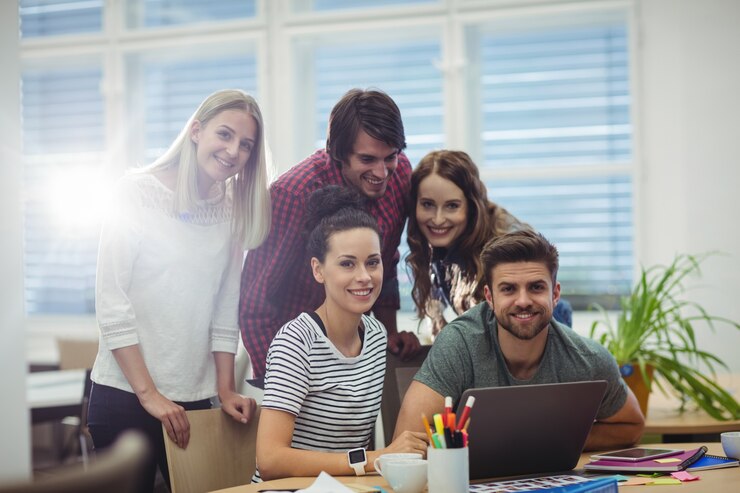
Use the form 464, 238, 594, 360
0, 0, 31, 482
637, 0, 740, 372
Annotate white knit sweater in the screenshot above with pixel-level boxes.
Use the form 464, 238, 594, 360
91, 173, 241, 402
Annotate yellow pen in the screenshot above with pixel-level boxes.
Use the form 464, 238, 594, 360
433, 413, 444, 435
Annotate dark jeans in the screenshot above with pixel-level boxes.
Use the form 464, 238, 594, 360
87, 382, 211, 493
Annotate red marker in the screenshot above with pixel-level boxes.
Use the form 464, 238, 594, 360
456, 395, 475, 431
444, 396, 452, 420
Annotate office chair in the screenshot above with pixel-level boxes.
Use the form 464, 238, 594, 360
380, 345, 431, 446
163, 406, 261, 493
0, 430, 149, 493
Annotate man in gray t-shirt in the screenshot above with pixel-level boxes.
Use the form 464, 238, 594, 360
395, 231, 644, 451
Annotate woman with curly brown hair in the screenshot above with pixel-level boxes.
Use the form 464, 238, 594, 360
406, 150, 571, 336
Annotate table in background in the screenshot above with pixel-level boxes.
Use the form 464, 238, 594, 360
210, 442, 738, 493
27, 368, 86, 423
645, 374, 740, 441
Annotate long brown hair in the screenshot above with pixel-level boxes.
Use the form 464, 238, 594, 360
406, 150, 514, 320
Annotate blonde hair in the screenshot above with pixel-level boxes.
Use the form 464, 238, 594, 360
146, 89, 271, 249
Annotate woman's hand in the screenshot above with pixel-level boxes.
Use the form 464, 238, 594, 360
219, 390, 257, 424
138, 389, 190, 449
383, 430, 429, 457
111, 345, 190, 448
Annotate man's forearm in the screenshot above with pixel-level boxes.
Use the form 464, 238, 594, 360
584, 422, 643, 451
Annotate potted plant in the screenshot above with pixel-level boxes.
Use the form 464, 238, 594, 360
589, 253, 740, 420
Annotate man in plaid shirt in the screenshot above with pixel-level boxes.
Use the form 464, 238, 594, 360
239, 88, 421, 381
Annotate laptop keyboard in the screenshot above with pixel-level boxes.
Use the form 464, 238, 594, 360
469, 474, 592, 492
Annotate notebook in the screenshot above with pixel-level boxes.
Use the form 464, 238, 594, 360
686, 453, 739, 471
584, 446, 706, 472
462, 380, 608, 479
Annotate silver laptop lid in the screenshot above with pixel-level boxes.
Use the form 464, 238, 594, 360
462, 380, 607, 479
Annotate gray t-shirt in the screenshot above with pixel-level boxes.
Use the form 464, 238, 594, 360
415, 302, 627, 420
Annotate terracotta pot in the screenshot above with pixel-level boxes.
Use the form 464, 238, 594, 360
620, 363, 654, 417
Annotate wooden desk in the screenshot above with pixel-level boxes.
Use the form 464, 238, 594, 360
645, 374, 740, 436
27, 369, 85, 423
210, 443, 738, 493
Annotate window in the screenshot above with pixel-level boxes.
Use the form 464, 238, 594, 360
126, 47, 258, 164
298, 32, 444, 165
291, 0, 436, 13
19, 4, 261, 316
125, 0, 257, 29
467, 13, 632, 307
21, 63, 105, 314
296, 29, 445, 312
20, 0, 102, 38
18, 1, 634, 318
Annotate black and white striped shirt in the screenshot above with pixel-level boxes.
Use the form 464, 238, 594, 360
253, 312, 386, 481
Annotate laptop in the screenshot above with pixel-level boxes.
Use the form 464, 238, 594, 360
462, 380, 607, 480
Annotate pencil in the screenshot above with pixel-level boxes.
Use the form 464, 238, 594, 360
422, 414, 435, 447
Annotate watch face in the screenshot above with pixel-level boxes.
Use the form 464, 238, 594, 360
349, 448, 366, 464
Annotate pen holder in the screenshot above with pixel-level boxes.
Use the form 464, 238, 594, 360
427, 446, 469, 493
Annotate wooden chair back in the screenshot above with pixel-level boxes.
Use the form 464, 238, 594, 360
163, 406, 260, 493
56, 338, 98, 370
380, 345, 431, 446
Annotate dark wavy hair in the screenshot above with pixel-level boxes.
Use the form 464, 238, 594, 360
325, 88, 406, 168
406, 150, 506, 320
305, 185, 380, 263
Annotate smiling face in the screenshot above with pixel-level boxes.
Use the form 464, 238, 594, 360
340, 129, 399, 199
190, 109, 257, 194
415, 173, 469, 248
311, 227, 383, 317
484, 261, 560, 341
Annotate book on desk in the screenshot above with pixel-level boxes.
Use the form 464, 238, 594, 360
687, 454, 739, 471
584, 447, 706, 473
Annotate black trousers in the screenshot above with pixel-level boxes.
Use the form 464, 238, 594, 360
87, 382, 211, 493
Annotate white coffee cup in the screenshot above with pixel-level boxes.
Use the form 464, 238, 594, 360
373, 452, 423, 475
382, 459, 428, 493
721, 431, 740, 459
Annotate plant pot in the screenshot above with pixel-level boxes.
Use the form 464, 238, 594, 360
620, 363, 654, 418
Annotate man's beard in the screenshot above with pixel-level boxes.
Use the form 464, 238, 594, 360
497, 311, 550, 340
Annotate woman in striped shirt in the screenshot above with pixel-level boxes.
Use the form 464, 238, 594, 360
254, 185, 428, 481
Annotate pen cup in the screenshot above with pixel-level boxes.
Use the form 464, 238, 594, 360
427, 446, 469, 493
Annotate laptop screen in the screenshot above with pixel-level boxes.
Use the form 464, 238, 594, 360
461, 380, 607, 479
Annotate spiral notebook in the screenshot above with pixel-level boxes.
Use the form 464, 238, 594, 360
584, 446, 706, 472
686, 453, 739, 471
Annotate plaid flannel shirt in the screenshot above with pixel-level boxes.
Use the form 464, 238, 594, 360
239, 149, 411, 378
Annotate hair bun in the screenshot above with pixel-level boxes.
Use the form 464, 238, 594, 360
305, 185, 367, 233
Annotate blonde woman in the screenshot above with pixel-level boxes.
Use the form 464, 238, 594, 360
88, 89, 271, 492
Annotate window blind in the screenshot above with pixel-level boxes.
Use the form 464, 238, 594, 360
294, 0, 434, 12
313, 37, 444, 166
472, 20, 632, 304
311, 36, 443, 312
21, 66, 104, 314
126, 0, 256, 29
19, 0, 102, 38
134, 53, 259, 163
